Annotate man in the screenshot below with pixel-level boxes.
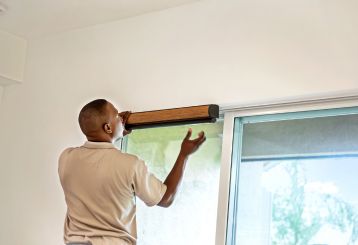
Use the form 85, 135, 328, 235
58, 99, 206, 245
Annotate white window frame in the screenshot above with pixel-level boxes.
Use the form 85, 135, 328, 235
215, 94, 358, 245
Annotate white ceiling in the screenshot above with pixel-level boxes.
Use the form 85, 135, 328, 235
0, 0, 198, 39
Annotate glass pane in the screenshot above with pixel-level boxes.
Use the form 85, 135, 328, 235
125, 122, 223, 245
234, 112, 358, 245
235, 158, 358, 245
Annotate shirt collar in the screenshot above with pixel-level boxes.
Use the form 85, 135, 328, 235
83, 141, 116, 149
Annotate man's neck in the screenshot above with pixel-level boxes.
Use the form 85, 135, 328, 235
86, 135, 112, 143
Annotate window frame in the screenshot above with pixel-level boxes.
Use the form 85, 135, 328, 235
217, 95, 358, 245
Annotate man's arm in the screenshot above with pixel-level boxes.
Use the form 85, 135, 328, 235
157, 128, 206, 207
119, 111, 132, 136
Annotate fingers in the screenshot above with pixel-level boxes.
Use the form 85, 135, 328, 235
119, 111, 132, 123
199, 136, 206, 145
197, 134, 206, 145
119, 111, 131, 117
192, 131, 205, 142
184, 129, 206, 147
123, 129, 132, 136
184, 128, 192, 140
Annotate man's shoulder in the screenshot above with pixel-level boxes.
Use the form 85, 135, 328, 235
58, 146, 79, 164
61, 146, 77, 153
59, 146, 78, 157
111, 150, 141, 164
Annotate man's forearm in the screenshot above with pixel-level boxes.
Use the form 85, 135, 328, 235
157, 129, 206, 207
157, 152, 188, 207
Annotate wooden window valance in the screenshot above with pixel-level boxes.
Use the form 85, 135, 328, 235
126, 104, 219, 130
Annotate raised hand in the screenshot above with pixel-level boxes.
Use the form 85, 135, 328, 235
119, 111, 132, 136
180, 128, 206, 156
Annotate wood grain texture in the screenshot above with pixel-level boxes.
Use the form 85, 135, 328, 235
125, 104, 219, 129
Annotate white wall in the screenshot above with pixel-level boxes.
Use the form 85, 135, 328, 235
0, 30, 27, 85
0, 0, 358, 244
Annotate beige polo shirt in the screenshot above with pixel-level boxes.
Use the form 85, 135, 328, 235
58, 141, 167, 245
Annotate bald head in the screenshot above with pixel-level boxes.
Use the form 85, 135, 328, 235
78, 99, 109, 137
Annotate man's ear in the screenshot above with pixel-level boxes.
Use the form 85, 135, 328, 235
103, 123, 112, 134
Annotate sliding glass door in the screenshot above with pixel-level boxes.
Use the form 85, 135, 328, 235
228, 107, 358, 245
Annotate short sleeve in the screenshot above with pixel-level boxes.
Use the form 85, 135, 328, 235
58, 148, 72, 180
132, 159, 167, 207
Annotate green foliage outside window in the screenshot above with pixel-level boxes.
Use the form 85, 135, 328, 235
271, 162, 358, 245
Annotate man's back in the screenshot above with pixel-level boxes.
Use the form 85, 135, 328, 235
58, 141, 166, 245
